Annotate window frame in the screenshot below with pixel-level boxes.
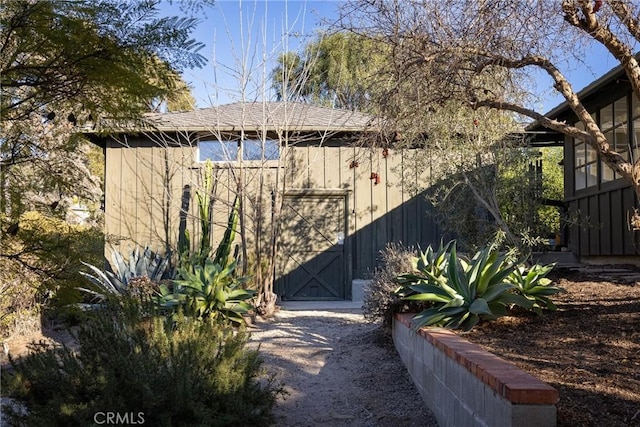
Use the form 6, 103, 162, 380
196, 137, 281, 164
573, 93, 635, 194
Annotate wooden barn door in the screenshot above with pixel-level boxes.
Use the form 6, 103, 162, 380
277, 192, 349, 300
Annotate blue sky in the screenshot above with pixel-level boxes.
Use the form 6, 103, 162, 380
165, 0, 620, 112
162, 0, 341, 107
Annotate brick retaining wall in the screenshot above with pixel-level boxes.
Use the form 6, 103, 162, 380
393, 313, 558, 427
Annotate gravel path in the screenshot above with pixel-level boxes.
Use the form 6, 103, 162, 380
248, 308, 438, 427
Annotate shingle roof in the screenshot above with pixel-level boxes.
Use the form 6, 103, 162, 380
138, 102, 376, 133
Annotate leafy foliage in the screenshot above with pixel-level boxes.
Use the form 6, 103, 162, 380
3, 303, 282, 426
78, 246, 172, 303
363, 243, 417, 328
396, 241, 537, 332
507, 263, 564, 315
272, 32, 389, 111
158, 260, 255, 326
0, 211, 104, 335
1, 0, 206, 123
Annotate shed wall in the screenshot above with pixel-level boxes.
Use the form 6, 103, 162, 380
104, 136, 444, 280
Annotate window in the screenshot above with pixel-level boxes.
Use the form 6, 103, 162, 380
574, 94, 636, 192
574, 122, 598, 190
198, 140, 237, 162
599, 97, 629, 182
198, 138, 280, 162
242, 139, 280, 161
632, 94, 640, 162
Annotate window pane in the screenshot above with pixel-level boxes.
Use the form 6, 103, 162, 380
600, 103, 614, 131
601, 160, 615, 182
633, 93, 640, 119
576, 166, 586, 190
199, 140, 237, 162
633, 118, 640, 162
614, 97, 628, 127
586, 163, 598, 187
586, 143, 597, 163
614, 127, 628, 153
242, 140, 280, 161
574, 142, 585, 166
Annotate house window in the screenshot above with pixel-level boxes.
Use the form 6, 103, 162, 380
198, 138, 280, 162
632, 94, 640, 162
574, 94, 637, 191
574, 122, 598, 190
242, 139, 280, 161
599, 97, 629, 182
198, 140, 238, 162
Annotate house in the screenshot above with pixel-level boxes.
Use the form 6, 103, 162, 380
86, 102, 447, 301
527, 67, 640, 263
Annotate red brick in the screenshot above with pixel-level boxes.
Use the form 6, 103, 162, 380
393, 312, 559, 405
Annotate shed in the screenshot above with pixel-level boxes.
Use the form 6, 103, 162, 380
87, 102, 447, 300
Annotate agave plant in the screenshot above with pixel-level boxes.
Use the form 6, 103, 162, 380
508, 263, 564, 315
157, 259, 254, 326
396, 241, 533, 332
79, 246, 172, 302
395, 240, 452, 299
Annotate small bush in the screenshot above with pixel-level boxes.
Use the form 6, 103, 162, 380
3, 302, 283, 426
363, 243, 416, 328
157, 259, 255, 326
0, 211, 104, 336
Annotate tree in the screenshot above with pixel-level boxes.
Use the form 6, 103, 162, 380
1, 0, 205, 123
0, 0, 208, 334
338, 0, 640, 227
0, 0, 206, 219
273, 25, 566, 252
272, 32, 389, 111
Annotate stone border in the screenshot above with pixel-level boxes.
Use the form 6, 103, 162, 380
394, 313, 558, 427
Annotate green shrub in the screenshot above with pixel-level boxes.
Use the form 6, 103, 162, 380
78, 246, 172, 304
0, 211, 104, 335
158, 259, 255, 326
363, 243, 417, 328
3, 302, 282, 426
396, 241, 534, 331
507, 263, 564, 315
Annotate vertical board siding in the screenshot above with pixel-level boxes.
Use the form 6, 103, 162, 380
599, 193, 611, 256
623, 187, 638, 254
104, 138, 444, 281
104, 140, 122, 242
120, 139, 139, 251
610, 190, 624, 255
569, 186, 638, 257
588, 195, 600, 255
136, 145, 154, 246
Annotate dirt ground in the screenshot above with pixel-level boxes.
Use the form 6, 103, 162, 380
247, 309, 438, 427
460, 266, 640, 427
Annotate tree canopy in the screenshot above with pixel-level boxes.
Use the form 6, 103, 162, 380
337, 0, 640, 224
1, 0, 205, 125
0, 0, 208, 287
271, 32, 388, 111
0, 0, 206, 218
